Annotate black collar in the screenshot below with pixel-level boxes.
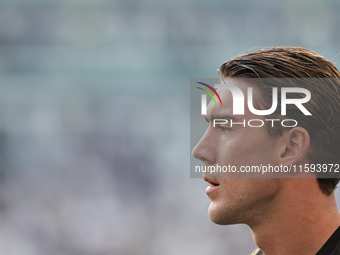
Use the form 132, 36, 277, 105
316, 226, 340, 255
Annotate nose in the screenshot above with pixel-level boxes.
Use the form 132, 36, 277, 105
191, 126, 216, 164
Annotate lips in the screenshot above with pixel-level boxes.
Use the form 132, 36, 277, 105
204, 175, 220, 196
203, 175, 220, 187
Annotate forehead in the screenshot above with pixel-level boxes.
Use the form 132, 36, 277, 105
207, 78, 260, 117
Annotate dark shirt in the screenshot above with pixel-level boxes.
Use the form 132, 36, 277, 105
251, 226, 340, 255
317, 226, 340, 255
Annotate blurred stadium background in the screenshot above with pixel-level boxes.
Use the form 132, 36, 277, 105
0, 0, 340, 254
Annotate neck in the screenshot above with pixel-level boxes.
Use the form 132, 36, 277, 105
250, 179, 340, 255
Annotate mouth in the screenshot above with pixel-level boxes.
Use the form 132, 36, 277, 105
203, 175, 220, 196
203, 176, 220, 187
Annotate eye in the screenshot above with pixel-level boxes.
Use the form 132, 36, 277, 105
217, 126, 231, 133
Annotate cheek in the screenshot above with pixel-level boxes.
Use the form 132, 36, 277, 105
219, 179, 246, 199
215, 128, 275, 166
216, 137, 260, 164
221, 179, 281, 204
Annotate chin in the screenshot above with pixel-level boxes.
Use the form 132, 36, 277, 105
208, 203, 231, 225
208, 202, 242, 225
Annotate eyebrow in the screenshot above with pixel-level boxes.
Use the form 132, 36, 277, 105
204, 114, 238, 123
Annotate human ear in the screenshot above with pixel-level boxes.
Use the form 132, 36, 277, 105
278, 127, 310, 165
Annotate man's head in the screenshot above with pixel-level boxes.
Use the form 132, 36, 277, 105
219, 47, 340, 195
192, 47, 340, 226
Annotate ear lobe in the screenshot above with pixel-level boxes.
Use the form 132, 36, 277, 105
278, 127, 310, 165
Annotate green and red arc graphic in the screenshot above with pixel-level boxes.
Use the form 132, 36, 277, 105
196, 82, 223, 106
